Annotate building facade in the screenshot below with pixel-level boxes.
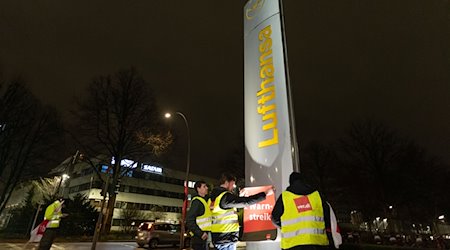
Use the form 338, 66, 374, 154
63, 159, 217, 231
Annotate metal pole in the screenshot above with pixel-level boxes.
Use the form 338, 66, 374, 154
279, 0, 300, 172
54, 176, 63, 198
176, 112, 190, 249
91, 172, 110, 250
29, 203, 42, 235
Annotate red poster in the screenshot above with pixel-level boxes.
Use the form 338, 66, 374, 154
240, 185, 277, 241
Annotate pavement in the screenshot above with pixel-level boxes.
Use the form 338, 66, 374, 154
0, 242, 142, 250
0, 241, 247, 249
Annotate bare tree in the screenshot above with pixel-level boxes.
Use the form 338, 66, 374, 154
72, 67, 169, 234
300, 141, 338, 198
31, 177, 61, 201
120, 207, 149, 234
150, 205, 165, 221
338, 121, 407, 221
0, 80, 62, 214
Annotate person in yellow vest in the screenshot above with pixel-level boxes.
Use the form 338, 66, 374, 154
186, 180, 212, 250
271, 172, 334, 250
210, 173, 272, 250
38, 198, 67, 250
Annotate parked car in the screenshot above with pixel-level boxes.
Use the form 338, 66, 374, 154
136, 222, 191, 248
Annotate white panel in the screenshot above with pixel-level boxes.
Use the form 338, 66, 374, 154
244, 0, 295, 248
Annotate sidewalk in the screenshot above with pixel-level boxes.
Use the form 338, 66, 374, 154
237, 242, 246, 249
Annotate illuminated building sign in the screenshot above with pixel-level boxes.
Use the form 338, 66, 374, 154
141, 164, 163, 174
120, 159, 138, 168
100, 165, 112, 174
111, 157, 138, 168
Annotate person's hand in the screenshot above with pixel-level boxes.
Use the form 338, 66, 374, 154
201, 232, 208, 240
265, 185, 275, 195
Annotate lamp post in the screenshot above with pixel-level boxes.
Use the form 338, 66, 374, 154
55, 174, 70, 198
60, 174, 70, 197
165, 112, 190, 249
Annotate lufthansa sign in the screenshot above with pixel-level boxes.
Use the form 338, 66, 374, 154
244, 0, 293, 170
257, 25, 278, 148
244, 0, 296, 242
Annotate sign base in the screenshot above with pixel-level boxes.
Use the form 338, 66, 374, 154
246, 240, 281, 250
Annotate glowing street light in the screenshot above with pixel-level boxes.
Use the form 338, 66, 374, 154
55, 174, 70, 198
164, 111, 190, 249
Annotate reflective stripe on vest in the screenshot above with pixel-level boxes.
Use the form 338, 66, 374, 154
192, 196, 212, 231
281, 215, 324, 227
48, 219, 60, 228
280, 191, 329, 249
210, 191, 239, 233
282, 228, 326, 238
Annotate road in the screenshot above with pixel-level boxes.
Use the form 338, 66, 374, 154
0, 241, 247, 249
0, 241, 169, 250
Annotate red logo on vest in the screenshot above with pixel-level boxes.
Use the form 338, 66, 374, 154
294, 196, 312, 213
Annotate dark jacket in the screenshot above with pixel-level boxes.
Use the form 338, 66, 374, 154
271, 180, 333, 250
210, 186, 266, 244
186, 195, 209, 245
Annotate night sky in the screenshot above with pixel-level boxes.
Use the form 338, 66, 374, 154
1, 0, 449, 178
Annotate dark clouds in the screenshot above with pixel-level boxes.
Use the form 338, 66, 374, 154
1, 0, 449, 177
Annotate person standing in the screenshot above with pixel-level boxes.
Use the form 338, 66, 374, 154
38, 198, 67, 250
271, 172, 339, 250
186, 180, 212, 250
210, 173, 272, 250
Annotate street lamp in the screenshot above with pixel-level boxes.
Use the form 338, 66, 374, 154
165, 111, 190, 249
55, 174, 70, 197
61, 174, 70, 196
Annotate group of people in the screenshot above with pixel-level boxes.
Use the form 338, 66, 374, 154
187, 172, 341, 250
36, 171, 340, 250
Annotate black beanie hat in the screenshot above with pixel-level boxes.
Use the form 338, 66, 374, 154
289, 172, 303, 184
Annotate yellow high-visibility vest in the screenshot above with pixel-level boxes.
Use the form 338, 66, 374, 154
44, 201, 63, 228
280, 191, 329, 249
192, 196, 212, 231
210, 191, 239, 233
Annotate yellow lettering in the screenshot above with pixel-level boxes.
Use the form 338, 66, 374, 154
257, 77, 274, 94
260, 64, 274, 78
259, 50, 272, 66
257, 25, 278, 148
258, 25, 272, 41
257, 86, 275, 105
259, 39, 272, 53
262, 112, 277, 130
257, 103, 275, 115
258, 128, 279, 148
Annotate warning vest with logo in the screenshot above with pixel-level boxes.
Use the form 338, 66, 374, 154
280, 191, 329, 249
